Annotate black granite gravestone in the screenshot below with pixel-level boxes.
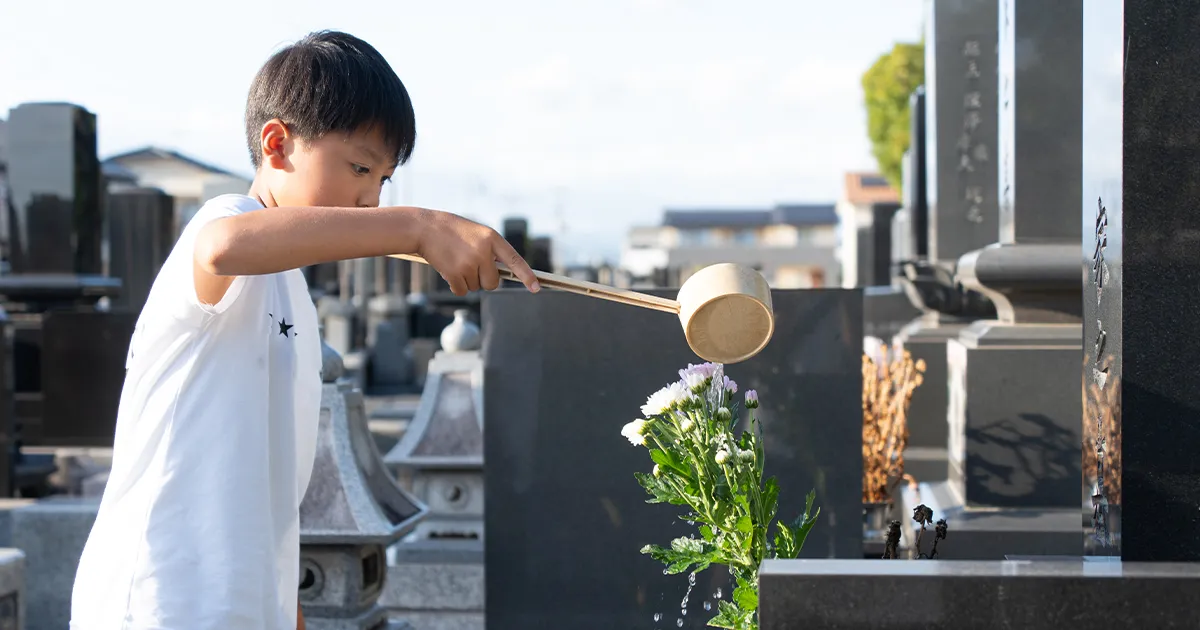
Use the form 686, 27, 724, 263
1082, 0, 1200, 563
901, 0, 1086, 561
482, 289, 861, 629
895, 0, 1003, 486
925, 0, 1000, 266
5, 103, 103, 275
107, 188, 174, 314
949, 0, 1084, 509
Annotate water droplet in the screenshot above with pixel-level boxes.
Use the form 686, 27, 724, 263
677, 619, 684, 627
715, 587, 723, 599
704, 601, 712, 611
688, 573, 697, 586
654, 613, 662, 622
685, 520, 695, 526
663, 569, 669, 575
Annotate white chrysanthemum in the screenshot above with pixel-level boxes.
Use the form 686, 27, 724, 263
682, 370, 708, 393
642, 382, 684, 417
681, 418, 696, 433
715, 449, 730, 465
621, 419, 649, 446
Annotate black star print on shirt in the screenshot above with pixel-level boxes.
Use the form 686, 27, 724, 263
268, 313, 297, 339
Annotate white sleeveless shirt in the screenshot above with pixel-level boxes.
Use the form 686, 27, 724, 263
71, 194, 322, 629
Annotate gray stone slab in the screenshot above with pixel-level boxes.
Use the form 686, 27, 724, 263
0, 500, 35, 547
10, 498, 99, 630
947, 323, 1082, 509
482, 289, 863, 630
381, 562, 483, 611
759, 557, 1200, 630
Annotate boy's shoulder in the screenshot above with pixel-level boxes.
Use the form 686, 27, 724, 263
191, 194, 263, 223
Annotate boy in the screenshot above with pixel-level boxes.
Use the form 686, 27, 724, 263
69, 30, 539, 630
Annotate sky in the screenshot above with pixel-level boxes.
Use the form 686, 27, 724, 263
0, 0, 925, 264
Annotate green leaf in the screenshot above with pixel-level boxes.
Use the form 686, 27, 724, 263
761, 476, 780, 525
649, 449, 687, 476
699, 525, 715, 541
788, 489, 821, 556
733, 583, 759, 612
773, 522, 797, 559
640, 537, 718, 575
735, 515, 753, 534
707, 600, 745, 629
708, 600, 755, 630
633, 472, 673, 504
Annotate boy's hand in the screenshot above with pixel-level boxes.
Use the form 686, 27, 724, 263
416, 209, 542, 296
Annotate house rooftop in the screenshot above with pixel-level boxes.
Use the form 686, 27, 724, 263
662, 203, 837, 229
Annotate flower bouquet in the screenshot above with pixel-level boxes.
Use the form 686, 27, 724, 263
622, 362, 819, 630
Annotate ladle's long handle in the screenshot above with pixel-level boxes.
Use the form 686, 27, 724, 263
389, 254, 681, 314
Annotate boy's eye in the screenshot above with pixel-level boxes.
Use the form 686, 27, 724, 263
351, 164, 370, 176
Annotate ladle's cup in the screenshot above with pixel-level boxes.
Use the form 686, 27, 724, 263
388, 254, 776, 364
675, 263, 775, 364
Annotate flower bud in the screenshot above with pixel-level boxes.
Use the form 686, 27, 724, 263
738, 448, 754, 462
715, 449, 730, 465
716, 408, 732, 424
744, 389, 760, 409
681, 419, 696, 433
620, 419, 650, 446
653, 464, 663, 477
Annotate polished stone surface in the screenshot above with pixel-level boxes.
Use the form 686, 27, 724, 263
924, 0, 1000, 266
947, 323, 1082, 509
5, 102, 103, 275
1082, 0, 1200, 561
482, 289, 862, 629
997, 0, 1083, 244
759, 558, 1200, 629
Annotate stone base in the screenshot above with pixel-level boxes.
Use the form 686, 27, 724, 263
759, 558, 1200, 630
382, 539, 483, 630
947, 322, 1082, 508
895, 314, 973, 480
9, 498, 99, 630
901, 481, 1082, 560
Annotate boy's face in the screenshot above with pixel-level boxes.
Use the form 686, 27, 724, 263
259, 121, 398, 209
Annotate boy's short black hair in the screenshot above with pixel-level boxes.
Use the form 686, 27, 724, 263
244, 30, 416, 169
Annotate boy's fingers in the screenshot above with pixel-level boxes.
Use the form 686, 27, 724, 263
445, 273, 468, 296
479, 261, 501, 292
493, 240, 541, 293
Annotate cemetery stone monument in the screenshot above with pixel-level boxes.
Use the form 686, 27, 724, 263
894, 0, 1001, 484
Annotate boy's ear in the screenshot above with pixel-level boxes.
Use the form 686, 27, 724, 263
259, 119, 292, 171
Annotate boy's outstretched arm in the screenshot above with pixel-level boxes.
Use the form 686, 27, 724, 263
193, 205, 540, 306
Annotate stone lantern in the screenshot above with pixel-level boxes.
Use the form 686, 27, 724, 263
299, 338, 429, 629
384, 310, 485, 542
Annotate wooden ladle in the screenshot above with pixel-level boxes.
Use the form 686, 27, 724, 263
390, 254, 775, 364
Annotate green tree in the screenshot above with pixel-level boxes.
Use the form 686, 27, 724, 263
861, 41, 925, 193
